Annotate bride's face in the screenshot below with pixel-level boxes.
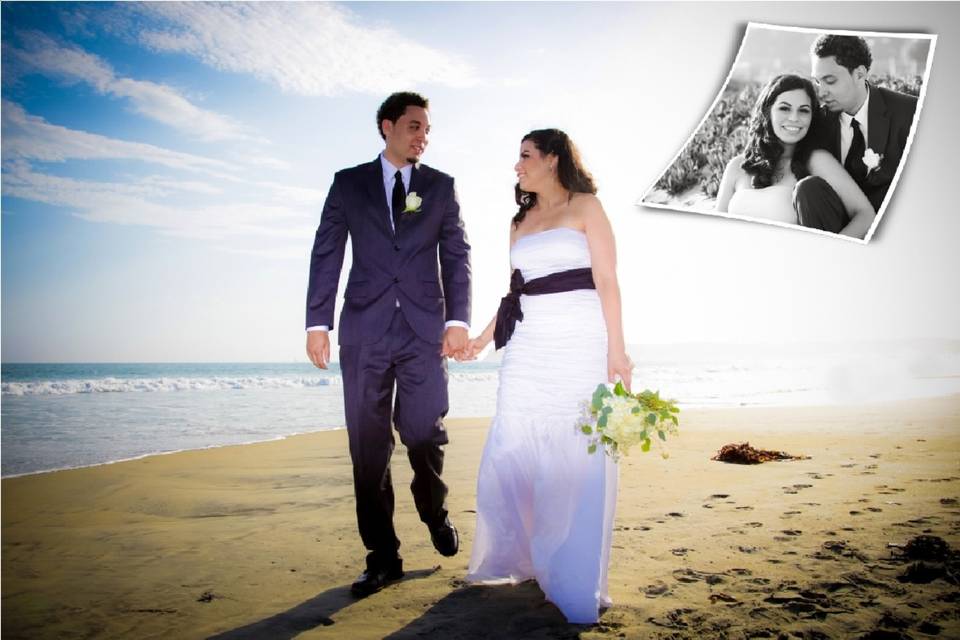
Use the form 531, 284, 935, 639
769, 88, 813, 146
515, 141, 555, 192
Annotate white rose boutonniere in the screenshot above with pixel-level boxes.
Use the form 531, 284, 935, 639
862, 148, 883, 174
403, 192, 423, 214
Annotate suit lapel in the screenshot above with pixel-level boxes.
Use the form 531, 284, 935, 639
867, 84, 890, 156
364, 157, 393, 237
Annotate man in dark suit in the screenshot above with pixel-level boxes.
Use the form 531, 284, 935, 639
305, 92, 471, 598
795, 34, 918, 235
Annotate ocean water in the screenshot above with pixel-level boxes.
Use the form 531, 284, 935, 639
3, 343, 959, 477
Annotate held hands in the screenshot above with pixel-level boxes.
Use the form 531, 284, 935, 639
306, 331, 331, 369
608, 350, 634, 392
442, 326, 469, 359
453, 336, 489, 362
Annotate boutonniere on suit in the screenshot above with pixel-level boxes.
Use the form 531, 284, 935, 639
403, 192, 423, 214
862, 148, 884, 176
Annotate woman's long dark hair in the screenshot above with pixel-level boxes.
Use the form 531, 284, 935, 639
741, 74, 821, 189
513, 129, 597, 227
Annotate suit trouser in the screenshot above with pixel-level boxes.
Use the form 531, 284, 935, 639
793, 175, 849, 234
339, 308, 450, 571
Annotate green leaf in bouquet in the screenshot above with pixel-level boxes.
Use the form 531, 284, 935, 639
641, 438, 651, 452
580, 424, 593, 435
670, 414, 679, 426
613, 381, 629, 397
588, 443, 598, 455
631, 405, 641, 415
601, 435, 613, 445
658, 430, 666, 441
645, 412, 658, 426
591, 384, 611, 412
597, 412, 608, 430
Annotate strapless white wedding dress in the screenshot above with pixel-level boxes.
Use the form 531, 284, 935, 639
466, 227, 618, 624
727, 184, 798, 224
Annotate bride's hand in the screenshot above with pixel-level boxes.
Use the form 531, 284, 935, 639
454, 337, 484, 362
607, 351, 633, 392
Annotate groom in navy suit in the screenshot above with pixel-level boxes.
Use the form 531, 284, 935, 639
305, 92, 471, 597
795, 34, 918, 234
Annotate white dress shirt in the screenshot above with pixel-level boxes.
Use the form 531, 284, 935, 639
308, 153, 469, 334
839, 91, 870, 166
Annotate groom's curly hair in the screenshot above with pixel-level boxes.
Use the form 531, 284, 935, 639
741, 74, 821, 189
376, 92, 429, 140
513, 129, 597, 227
812, 35, 872, 73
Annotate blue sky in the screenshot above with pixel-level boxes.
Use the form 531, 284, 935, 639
3, 2, 960, 362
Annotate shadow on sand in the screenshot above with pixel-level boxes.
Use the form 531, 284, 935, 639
384, 581, 593, 639
207, 567, 440, 640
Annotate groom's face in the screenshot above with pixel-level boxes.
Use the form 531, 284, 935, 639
383, 106, 431, 166
812, 55, 866, 115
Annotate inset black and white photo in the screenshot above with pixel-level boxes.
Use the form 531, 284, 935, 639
640, 23, 936, 243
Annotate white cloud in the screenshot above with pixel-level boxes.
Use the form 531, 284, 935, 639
1, 103, 324, 249
1, 100, 237, 174
134, 2, 477, 96
9, 31, 259, 142
2, 160, 313, 243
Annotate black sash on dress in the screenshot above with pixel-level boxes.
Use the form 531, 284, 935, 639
493, 267, 596, 350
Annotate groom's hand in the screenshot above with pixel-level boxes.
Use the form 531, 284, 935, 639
442, 326, 469, 358
306, 331, 330, 369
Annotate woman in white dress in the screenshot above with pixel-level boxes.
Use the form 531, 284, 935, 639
715, 74, 875, 239
460, 129, 632, 624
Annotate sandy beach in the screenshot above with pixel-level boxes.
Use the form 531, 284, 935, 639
3, 396, 959, 639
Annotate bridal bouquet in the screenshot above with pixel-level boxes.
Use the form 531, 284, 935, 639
576, 382, 680, 461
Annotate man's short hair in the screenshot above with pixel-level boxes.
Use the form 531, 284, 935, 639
376, 92, 429, 140
812, 35, 872, 74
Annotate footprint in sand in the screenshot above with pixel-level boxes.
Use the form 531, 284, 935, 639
708, 494, 730, 500
781, 511, 802, 518
672, 568, 727, 585
940, 498, 958, 506
849, 510, 862, 515
671, 548, 691, 556
667, 512, 686, 518
746, 522, 764, 528
736, 506, 755, 511
781, 529, 803, 536
738, 545, 761, 554
867, 507, 883, 513
841, 463, 857, 468
643, 580, 671, 597
806, 472, 825, 479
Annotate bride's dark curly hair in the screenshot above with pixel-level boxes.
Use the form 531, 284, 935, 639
513, 129, 597, 227
741, 74, 821, 189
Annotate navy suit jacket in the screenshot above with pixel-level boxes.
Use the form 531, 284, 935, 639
306, 157, 471, 346
817, 84, 917, 212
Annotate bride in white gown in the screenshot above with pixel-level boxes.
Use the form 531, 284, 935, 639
459, 129, 632, 624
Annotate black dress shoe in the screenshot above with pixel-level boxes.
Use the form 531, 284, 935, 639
429, 518, 459, 557
350, 562, 403, 598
